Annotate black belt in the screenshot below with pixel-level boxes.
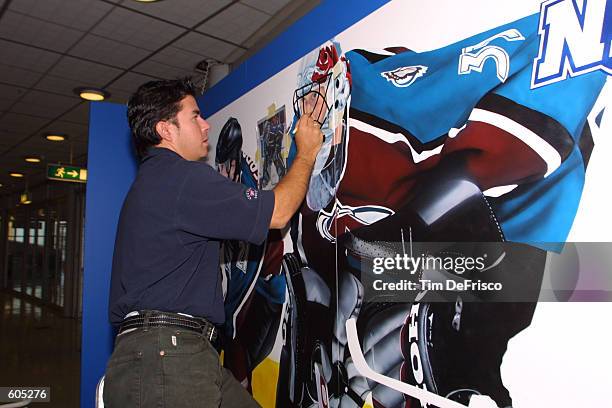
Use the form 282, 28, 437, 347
118, 310, 218, 343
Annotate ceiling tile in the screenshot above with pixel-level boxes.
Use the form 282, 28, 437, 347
4, 155, 37, 173
108, 72, 158, 93
197, 3, 269, 45
70, 34, 151, 69
0, 144, 15, 158
223, 47, 247, 65
20, 137, 75, 158
0, 65, 43, 88
34, 75, 85, 97
104, 89, 132, 105
240, 0, 291, 15
48, 56, 123, 86
0, 11, 83, 53
91, 7, 184, 52
0, 127, 28, 142
8, 0, 113, 32
19, 136, 47, 150
111, 0, 233, 28
42, 120, 89, 140
10, 91, 80, 120
0, 83, 26, 98
20, 90, 80, 109
2, 160, 36, 176
0, 112, 48, 135
0, 99, 15, 112
18, 159, 47, 172
149, 46, 205, 72
71, 140, 89, 154
9, 104, 66, 121
59, 104, 90, 126
0, 155, 20, 166
132, 60, 193, 80
173, 32, 239, 62
0, 144, 16, 159
0, 39, 62, 73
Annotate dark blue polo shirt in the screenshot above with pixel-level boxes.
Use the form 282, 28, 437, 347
108, 147, 274, 326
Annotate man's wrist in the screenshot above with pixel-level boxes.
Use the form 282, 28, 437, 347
295, 151, 317, 165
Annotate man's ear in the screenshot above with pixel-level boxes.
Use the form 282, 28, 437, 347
155, 120, 174, 143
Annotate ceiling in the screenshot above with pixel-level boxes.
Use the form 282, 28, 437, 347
0, 0, 319, 197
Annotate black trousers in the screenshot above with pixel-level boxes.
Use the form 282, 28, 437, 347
103, 326, 261, 407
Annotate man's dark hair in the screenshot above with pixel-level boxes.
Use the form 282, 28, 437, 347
127, 77, 197, 158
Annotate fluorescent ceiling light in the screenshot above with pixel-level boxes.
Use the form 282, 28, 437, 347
45, 134, 66, 142
74, 87, 110, 101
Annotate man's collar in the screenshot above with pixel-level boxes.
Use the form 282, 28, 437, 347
142, 146, 182, 162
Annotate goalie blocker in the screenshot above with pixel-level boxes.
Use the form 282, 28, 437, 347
340, 168, 545, 407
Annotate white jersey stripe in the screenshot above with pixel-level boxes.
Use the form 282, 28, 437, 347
349, 117, 442, 163
469, 108, 561, 177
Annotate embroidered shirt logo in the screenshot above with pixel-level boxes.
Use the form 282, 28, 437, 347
245, 187, 258, 200
381, 65, 427, 87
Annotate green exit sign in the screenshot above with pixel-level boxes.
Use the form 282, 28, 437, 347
47, 164, 87, 183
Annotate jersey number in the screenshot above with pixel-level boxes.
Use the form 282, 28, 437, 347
458, 29, 525, 82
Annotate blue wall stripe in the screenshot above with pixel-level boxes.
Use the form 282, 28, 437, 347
200, 0, 390, 117
81, 102, 134, 408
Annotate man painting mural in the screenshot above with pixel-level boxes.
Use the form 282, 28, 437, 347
105, 78, 322, 407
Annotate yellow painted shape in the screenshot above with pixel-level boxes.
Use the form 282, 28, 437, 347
282, 132, 291, 159
252, 357, 280, 408
362, 391, 374, 408
249, 358, 373, 408
267, 103, 277, 119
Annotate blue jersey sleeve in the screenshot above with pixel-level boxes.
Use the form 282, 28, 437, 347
494, 64, 607, 141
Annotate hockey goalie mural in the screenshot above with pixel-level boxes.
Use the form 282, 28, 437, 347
209, 1, 611, 407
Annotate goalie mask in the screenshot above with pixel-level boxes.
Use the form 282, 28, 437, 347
292, 42, 352, 211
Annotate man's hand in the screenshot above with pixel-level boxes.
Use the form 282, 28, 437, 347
269, 115, 322, 229
294, 114, 323, 162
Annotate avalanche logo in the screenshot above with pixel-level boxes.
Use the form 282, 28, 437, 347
316, 199, 394, 242
531, 0, 612, 88
381, 65, 428, 88
244, 187, 258, 200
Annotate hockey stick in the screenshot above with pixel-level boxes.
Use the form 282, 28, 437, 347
345, 318, 498, 408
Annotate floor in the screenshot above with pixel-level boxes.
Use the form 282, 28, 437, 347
0, 291, 80, 407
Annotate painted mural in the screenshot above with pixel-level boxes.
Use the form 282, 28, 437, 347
211, 1, 611, 407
